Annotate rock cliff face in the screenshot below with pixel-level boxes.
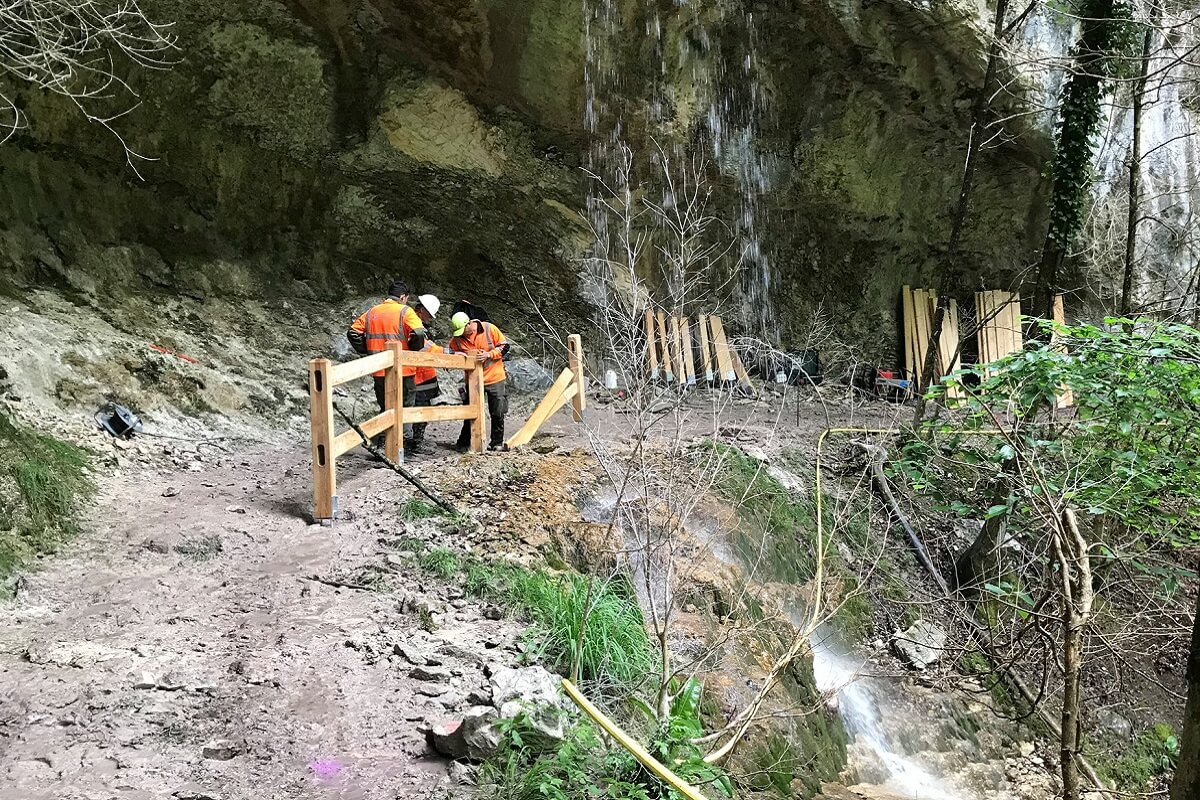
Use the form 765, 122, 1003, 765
2, 0, 1190, 366
0, 0, 593, 337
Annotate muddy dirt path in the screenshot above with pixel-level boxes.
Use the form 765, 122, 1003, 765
0, 440, 523, 800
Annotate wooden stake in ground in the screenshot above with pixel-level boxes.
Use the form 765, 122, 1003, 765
567, 333, 585, 422
1053, 295, 1074, 408
902, 285, 917, 379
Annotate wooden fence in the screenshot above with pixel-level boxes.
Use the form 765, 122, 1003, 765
308, 342, 486, 521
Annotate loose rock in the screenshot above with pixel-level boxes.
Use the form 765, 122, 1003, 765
892, 620, 947, 669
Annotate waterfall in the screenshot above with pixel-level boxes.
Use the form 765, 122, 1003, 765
581, 0, 778, 338
811, 632, 970, 800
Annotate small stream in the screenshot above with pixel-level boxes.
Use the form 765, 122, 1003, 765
811, 630, 965, 800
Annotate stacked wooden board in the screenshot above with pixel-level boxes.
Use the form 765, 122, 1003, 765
643, 311, 754, 392
902, 286, 963, 399
975, 290, 1023, 373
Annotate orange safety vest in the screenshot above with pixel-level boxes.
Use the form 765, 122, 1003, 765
349, 299, 423, 378
414, 340, 438, 387
448, 321, 507, 386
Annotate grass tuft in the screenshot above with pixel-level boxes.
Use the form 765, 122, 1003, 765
0, 410, 92, 580
419, 547, 461, 578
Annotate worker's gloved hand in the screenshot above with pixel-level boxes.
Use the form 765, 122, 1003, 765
474, 351, 489, 363
408, 329, 426, 352
347, 330, 368, 354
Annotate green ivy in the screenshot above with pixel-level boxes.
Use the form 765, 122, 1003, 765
1045, 0, 1141, 251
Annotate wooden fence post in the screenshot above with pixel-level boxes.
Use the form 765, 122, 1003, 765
385, 342, 403, 463
567, 334, 585, 422
468, 364, 486, 453
309, 358, 336, 521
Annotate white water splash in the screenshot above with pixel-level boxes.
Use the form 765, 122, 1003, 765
811, 635, 967, 800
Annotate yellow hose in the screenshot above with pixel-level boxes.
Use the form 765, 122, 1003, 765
560, 678, 712, 800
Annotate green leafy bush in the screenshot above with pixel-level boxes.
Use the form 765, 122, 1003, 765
1097, 723, 1179, 790
903, 319, 1200, 570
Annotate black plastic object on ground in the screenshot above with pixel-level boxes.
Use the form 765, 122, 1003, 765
95, 403, 143, 439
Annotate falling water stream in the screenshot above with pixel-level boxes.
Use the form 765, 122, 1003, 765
582, 0, 778, 336
810, 630, 968, 800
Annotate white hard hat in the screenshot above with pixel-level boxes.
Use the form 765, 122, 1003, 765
417, 294, 440, 316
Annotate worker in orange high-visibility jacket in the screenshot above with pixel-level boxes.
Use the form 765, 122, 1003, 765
347, 282, 440, 450
447, 312, 510, 451
406, 339, 441, 455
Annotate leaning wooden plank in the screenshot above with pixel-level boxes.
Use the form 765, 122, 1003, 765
708, 316, 736, 382
679, 319, 696, 386
328, 351, 394, 386
912, 289, 930, 384
333, 409, 395, 458
944, 299, 964, 401
1007, 292, 1024, 356
669, 316, 686, 385
656, 311, 674, 383
902, 285, 916, 379
1053, 294, 1074, 408
696, 315, 714, 383
310, 358, 336, 520
731, 345, 754, 391
506, 368, 574, 449
974, 292, 987, 368
645, 309, 659, 379
506, 382, 578, 450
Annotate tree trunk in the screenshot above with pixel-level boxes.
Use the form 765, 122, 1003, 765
1171, 588, 1200, 800
1119, 1, 1160, 316
1057, 508, 1093, 800
912, 0, 1011, 422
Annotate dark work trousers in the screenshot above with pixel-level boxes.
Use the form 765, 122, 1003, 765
456, 380, 508, 448
373, 374, 417, 413
408, 380, 439, 442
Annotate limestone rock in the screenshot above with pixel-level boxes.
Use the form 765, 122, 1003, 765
428, 718, 468, 759
892, 620, 947, 669
489, 665, 563, 710
1094, 708, 1134, 739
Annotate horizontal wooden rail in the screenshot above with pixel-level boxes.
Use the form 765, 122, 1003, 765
329, 351, 394, 386
333, 409, 395, 458
401, 350, 473, 369
404, 404, 481, 424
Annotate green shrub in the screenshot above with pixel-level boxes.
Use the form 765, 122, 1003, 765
0, 410, 92, 579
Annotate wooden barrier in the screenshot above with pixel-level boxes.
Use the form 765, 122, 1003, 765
506, 334, 587, 449
641, 311, 753, 392
902, 286, 963, 400
309, 343, 483, 521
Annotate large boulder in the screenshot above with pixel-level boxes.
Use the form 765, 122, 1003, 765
489, 665, 564, 709
891, 620, 947, 670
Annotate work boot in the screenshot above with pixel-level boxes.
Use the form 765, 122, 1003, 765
488, 442, 508, 452
410, 439, 434, 456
